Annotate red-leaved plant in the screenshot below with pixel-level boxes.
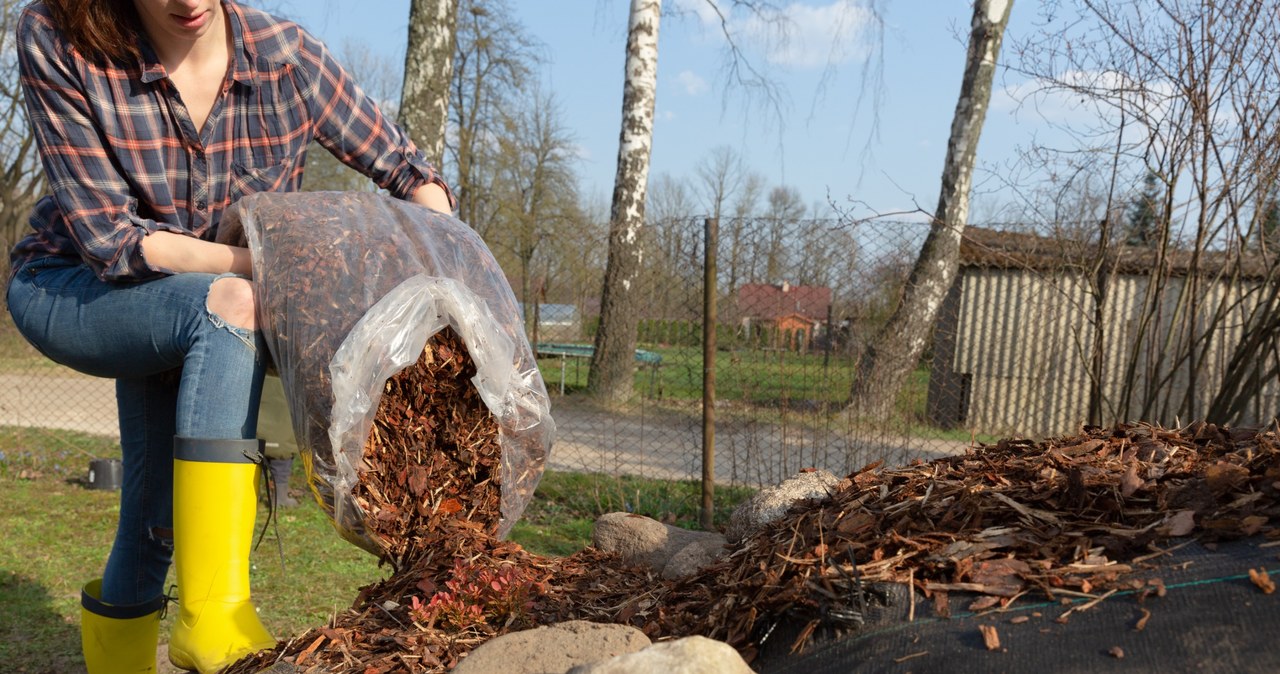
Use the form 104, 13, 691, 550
407, 559, 542, 631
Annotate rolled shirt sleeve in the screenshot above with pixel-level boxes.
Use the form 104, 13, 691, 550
17, 8, 191, 281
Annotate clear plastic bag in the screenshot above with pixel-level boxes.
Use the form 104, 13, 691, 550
217, 191, 553, 554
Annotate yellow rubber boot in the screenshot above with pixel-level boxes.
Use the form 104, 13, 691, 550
80, 578, 164, 673
168, 437, 276, 673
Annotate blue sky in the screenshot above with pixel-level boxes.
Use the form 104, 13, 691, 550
278, 1, 1048, 222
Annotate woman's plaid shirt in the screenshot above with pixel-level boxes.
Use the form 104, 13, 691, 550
11, 1, 454, 282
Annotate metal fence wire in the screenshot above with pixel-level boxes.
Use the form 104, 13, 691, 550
9, 216, 1280, 491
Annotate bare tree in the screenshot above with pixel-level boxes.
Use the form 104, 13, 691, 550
0, 0, 45, 295
695, 145, 746, 223
1014, 0, 1280, 426
726, 170, 765, 290
647, 172, 701, 279
588, 0, 662, 405
644, 173, 703, 324
449, 0, 541, 232
400, 0, 459, 168
761, 185, 804, 282
845, 0, 1014, 421
489, 88, 581, 335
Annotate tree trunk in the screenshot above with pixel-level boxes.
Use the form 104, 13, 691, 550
588, 0, 662, 405
400, 0, 459, 168
845, 0, 1013, 422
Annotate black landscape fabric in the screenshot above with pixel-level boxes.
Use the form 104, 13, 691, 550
757, 537, 1280, 674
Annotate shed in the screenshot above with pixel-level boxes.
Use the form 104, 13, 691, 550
928, 227, 1280, 437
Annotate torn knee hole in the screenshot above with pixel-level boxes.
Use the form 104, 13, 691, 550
207, 277, 257, 330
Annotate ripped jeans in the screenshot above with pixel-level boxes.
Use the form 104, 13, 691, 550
6, 256, 265, 606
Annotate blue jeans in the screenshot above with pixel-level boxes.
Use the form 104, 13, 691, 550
7, 257, 265, 606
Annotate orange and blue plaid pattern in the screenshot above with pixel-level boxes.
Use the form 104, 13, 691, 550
11, 0, 453, 282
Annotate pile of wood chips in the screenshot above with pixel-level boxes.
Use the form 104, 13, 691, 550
227, 345, 1280, 674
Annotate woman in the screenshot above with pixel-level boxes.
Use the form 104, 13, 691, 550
5, 1, 454, 671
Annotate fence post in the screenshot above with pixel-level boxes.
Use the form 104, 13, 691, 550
702, 217, 718, 530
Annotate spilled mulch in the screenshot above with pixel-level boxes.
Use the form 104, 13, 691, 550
227, 352, 1280, 674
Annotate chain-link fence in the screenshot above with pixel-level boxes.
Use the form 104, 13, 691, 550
10, 216, 1280, 491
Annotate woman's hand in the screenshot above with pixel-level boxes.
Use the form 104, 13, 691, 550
411, 182, 453, 214
141, 231, 254, 277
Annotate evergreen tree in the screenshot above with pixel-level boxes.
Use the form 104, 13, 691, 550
1259, 192, 1280, 250
1124, 171, 1162, 247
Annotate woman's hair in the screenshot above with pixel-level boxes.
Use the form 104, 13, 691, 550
41, 0, 144, 64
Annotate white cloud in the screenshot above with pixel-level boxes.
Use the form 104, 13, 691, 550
677, 1, 876, 69
747, 1, 875, 68
993, 70, 1177, 128
676, 70, 709, 95
671, 0, 724, 27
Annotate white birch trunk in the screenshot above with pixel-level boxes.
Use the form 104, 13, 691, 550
846, 0, 1014, 421
400, 0, 459, 168
589, 0, 662, 405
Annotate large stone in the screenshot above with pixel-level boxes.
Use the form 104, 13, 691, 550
662, 536, 727, 579
567, 636, 753, 674
593, 512, 724, 572
725, 469, 841, 544
452, 620, 651, 674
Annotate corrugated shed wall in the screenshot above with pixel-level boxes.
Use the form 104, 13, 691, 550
952, 269, 1093, 436
945, 268, 1280, 437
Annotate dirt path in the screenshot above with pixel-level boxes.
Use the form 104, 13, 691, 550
7, 373, 969, 486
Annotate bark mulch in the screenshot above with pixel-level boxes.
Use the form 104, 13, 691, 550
226, 343, 1280, 674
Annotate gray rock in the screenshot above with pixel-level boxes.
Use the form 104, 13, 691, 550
452, 620, 650, 674
661, 536, 727, 579
725, 469, 841, 544
592, 512, 724, 572
567, 636, 752, 674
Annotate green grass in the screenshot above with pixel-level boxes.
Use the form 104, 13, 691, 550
0, 426, 754, 671
537, 344, 858, 405
536, 347, 993, 444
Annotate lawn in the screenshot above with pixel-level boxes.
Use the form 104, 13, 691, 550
535, 344, 993, 444
0, 425, 753, 672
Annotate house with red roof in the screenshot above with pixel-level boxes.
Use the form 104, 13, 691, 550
735, 282, 832, 351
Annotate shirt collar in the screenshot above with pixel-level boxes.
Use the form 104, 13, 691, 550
133, 1, 256, 89
223, 1, 257, 88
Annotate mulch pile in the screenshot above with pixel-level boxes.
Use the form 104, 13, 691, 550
227, 340, 1280, 674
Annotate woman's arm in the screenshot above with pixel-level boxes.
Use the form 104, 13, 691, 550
140, 232, 253, 276
301, 31, 457, 214
411, 182, 453, 213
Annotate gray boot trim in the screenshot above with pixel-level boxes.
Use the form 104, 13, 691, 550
81, 580, 165, 619
173, 437, 265, 463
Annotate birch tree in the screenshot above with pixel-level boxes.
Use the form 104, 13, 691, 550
400, 0, 459, 168
588, 0, 662, 405
845, 0, 1014, 421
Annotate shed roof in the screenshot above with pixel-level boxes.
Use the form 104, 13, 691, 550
961, 226, 1277, 279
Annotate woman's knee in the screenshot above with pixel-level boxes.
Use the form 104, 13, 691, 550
206, 277, 257, 331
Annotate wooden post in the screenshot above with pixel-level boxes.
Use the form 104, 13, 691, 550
702, 217, 718, 530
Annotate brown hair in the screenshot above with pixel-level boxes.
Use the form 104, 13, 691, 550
40, 0, 144, 64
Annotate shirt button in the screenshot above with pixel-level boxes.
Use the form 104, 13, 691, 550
196, 200, 207, 210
